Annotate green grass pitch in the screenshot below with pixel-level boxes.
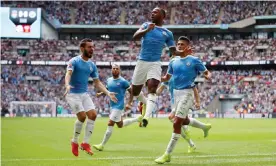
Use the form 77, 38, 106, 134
2, 118, 276, 166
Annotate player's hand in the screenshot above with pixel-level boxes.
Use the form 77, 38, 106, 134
161, 76, 167, 82
204, 71, 211, 81
63, 85, 73, 97
125, 103, 132, 110
146, 23, 155, 32
96, 92, 103, 97
195, 102, 200, 110
108, 92, 118, 103
183, 46, 193, 56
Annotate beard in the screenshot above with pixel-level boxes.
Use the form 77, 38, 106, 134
83, 49, 92, 58
112, 72, 119, 78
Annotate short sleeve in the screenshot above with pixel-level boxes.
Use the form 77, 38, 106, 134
124, 80, 131, 90
166, 31, 175, 48
90, 63, 99, 79
67, 59, 76, 71
194, 58, 207, 73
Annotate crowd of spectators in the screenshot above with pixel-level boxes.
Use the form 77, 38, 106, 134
2, 39, 275, 62
1, 65, 275, 115
1, 1, 275, 25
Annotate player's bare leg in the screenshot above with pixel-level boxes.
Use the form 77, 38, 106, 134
142, 78, 159, 127
80, 110, 97, 156
71, 111, 86, 157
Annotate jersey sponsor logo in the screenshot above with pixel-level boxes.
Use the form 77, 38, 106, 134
186, 62, 191, 66
116, 82, 120, 86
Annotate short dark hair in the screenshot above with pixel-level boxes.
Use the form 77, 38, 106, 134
155, 7, 166, 18
160, 9, 166, 18
80, 38, 92, 48
178, 36, 190, 44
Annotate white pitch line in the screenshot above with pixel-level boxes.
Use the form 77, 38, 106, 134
2, 153, 276, 162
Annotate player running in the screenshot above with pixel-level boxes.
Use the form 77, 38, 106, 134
156, 37, 212, 154
132, 7, 190, 127
64, 38, 117, 157
93, 64, 143, 151
155, 36, 211, 164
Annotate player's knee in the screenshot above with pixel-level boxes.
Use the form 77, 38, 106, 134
182, 117, 190, 125
86, 110, 97, 120
117, 122, 123, 128
173, 118, 183, 133
77, 112, 86, 122
147, 79, 159, 93
108, 121, 115, 126
133, 90, 141, 96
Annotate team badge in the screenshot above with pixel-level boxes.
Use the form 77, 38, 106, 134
162, 31, 168, 37
117, 83, 120, 86
186, 62, 191, 66
90, 66, 93, 72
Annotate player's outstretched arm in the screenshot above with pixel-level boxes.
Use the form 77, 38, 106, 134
156, 84, 166, 96
133, 23, 155, 40
193, 87, 200, 110
64, 70, 73, 97
93, 79, 118, 103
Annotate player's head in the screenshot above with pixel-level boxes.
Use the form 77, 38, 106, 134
79, 38, 94, 58
151, 7, 166, 24
111, 64, 120, 78
177, 36, 190, 51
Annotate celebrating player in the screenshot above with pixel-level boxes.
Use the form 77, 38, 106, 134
64, 39, 117, 157
93, 64, 143, 151
132, 7, 188, 127
155, 36, 211, 164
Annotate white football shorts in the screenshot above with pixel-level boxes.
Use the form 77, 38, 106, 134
174, 89, 194, 119
109, 109, 123, 122
65, 93, 95, 114
132, 60, 162, 85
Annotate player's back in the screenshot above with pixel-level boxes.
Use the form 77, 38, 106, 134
169, 55, 206, 90
139, 22, 174, 62
68, 55, 97, 93
107, 77, 130, 110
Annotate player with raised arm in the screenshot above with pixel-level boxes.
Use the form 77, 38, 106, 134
64, 39, 117, 157
93, 64, 143, 151
132, 7, 189, 127
155, 36, 211, 164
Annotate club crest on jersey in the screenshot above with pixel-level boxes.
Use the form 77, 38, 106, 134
186, 62, 191, 66
90, 66, 93, 72
162, 31, 168, 37
116, 83, 120, 86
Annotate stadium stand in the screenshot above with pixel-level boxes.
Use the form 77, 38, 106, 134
1, 1, 275, 25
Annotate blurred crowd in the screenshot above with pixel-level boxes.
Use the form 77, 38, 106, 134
2, 39, 275, 62
1, 1, 275, 25
1, 65, 275, 115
